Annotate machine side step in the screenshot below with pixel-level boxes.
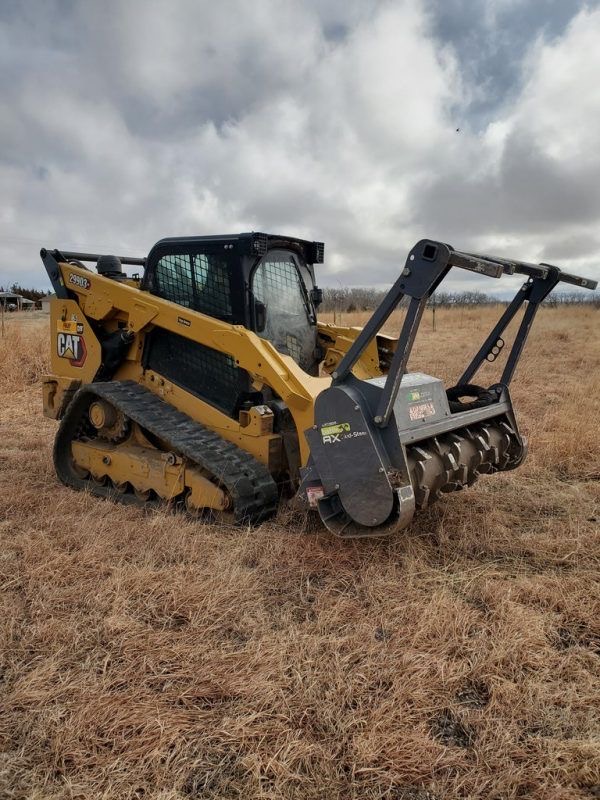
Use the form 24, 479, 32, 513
54, 380, 279, 524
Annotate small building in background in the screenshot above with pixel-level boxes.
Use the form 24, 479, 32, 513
0, 292, 37, 311
1, 292, 24, 311
0, 291, 20, 310
40, 294, 54, 312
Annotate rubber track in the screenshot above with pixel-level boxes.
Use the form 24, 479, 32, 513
54, 381, 279, 524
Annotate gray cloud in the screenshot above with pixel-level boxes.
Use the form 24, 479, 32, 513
414, 131, 600, 237
0, 0, 598, 301
423, 0, 594, 129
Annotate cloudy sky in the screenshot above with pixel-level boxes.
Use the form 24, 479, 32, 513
1, 0, 599, 296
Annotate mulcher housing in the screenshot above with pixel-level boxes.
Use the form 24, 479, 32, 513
41, 235, 596, 537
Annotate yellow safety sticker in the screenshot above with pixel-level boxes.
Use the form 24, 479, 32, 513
57, 320, 84, 334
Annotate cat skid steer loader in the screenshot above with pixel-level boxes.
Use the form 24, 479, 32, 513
41, 234, 596, 537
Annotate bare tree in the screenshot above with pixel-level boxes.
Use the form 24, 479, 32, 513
321, 286, 597, 312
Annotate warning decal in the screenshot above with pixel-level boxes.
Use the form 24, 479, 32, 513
408, 401, 436, 421
57, 320, 84, 334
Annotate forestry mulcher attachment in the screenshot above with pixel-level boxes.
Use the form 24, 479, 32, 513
41, 235, 596, 537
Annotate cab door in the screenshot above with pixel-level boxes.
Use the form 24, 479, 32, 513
250, 249, 319, 374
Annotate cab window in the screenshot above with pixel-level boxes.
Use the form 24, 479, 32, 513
153, 252, 232, 319
251, 249, 317, 371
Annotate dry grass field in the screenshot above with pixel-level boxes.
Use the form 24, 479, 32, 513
1, 306, 599, 800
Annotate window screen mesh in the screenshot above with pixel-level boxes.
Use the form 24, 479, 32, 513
285, 334, 302, 363
252, 256, 308, 317
153, 253, 232, 319
252, 252, 317, 373
145, 329, 243, 416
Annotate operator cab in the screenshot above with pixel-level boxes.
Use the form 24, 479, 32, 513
141, 233, 324, 418
144, 232, 323, 374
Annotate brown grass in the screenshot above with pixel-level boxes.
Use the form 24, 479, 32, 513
0, 307, 599, 800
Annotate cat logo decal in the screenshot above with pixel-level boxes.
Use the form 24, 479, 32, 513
57, 332, 87, 367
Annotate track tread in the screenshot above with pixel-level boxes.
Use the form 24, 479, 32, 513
54, 381, 279, 524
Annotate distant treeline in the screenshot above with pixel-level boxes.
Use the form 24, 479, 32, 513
0, 283, 596, 310
321, 287, 599, 312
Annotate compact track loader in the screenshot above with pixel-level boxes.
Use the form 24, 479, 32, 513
41, 235, 596, 537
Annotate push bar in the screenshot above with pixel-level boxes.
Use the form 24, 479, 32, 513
447, 251, 507, 279
40, 247, 146, 301
449, 248, 597, 288
58, 250, 146, 267
332, 239, 597, 429
540, 265, 596, 289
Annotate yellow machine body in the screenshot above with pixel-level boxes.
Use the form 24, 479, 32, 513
41, 246, 396, 524
43, 260, 391, 464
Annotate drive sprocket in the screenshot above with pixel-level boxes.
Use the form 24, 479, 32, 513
88, 399, 130, 443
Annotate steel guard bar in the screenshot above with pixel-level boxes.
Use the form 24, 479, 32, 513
331, 239, 597, 429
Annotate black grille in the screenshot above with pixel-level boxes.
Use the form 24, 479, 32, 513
145, 329, 245, 416
153, 253, 232, 319
250, 232, 269, 255
309, 241, 324, 264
